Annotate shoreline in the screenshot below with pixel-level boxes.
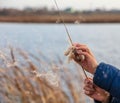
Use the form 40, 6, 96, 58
0, 14, 120, 23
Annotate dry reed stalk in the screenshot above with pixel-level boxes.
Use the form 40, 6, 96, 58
0, 47, 91, 103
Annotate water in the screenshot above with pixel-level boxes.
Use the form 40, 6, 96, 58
0, 23, 120, 103
0, 23, 120, 68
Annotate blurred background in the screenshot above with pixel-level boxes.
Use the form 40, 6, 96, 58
0, 0, 120, 66
0, 0, 120, 23
0, 0, 120, 103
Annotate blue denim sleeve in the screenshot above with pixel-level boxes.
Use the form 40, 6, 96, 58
110, 97, 120, 103
93, 62, 120, 98
94, 96, 120, 103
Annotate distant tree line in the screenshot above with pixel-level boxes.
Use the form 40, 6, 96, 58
0, 7, 120, 16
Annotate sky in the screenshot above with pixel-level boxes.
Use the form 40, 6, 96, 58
0, 0, 120, 10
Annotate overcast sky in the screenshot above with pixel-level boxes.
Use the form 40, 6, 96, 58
0, 0, 120, 10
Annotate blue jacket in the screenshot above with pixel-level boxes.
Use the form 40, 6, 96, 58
93, 63, 120, 103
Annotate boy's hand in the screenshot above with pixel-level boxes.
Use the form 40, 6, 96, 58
73, 43, 98, 74
84, 78, 110, 103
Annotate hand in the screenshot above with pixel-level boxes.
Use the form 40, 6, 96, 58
84, 78, 110, 103
73, 43, 98, 74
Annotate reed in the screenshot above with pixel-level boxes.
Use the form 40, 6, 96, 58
0, 47, 92, 103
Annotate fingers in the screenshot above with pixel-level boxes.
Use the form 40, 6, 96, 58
84, 86, 95, 92
84, 78, 95, 95
75, 45, 89, 52
84, 91, 91, 95
73, 43, 94, 57
93, 84, 107, 95
73, 43, 88, 50
76, 50, 90, 59
84, 78, 93, 88
84, 78, 92, 84
67, 43, 92, 60
73, 43, 85, 47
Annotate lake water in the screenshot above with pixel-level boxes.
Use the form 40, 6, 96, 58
0, 23, 120, 68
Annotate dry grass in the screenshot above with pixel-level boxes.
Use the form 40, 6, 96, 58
0, 47, 92, 103
0, 13, 120, 23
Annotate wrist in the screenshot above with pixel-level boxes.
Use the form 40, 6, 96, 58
102, 92, 110, 103
91, 63, 98, 74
